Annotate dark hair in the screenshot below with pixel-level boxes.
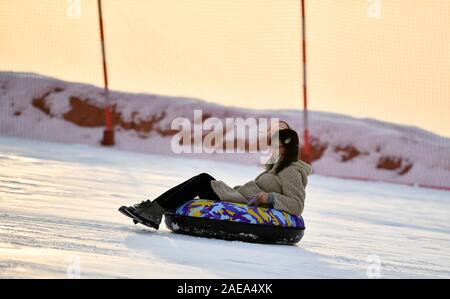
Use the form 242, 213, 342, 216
265, 129, 300, 174
278, 120, 290, 130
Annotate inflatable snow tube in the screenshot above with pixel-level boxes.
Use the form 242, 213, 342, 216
164, 199, 305, 245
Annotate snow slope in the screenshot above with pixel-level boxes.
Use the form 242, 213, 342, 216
0, 136, 449, 278
1, 71, 450, 188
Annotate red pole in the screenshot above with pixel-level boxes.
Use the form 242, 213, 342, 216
300, 0, 310, 163
98, 0, 114, 145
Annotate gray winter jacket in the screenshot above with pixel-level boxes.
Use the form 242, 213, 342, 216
210, 159, 312, 216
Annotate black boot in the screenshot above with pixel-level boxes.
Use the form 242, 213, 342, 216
118, 206, 138, 224
132, 199, 153, 210
118, 199, 152, 224
133, 202, 165, 230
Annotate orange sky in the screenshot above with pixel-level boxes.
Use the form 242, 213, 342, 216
1, 0, 449, 137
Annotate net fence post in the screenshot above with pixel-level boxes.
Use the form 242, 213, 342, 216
98, 0, 115, 146
300, 0, 310, 163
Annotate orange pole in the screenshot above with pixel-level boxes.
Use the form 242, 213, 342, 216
300, 0, 310, 162
98, 0, 114, 145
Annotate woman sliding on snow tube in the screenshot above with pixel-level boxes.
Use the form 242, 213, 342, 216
119, 126, 312, 236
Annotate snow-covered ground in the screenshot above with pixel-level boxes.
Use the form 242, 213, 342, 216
0, 136, 449, 278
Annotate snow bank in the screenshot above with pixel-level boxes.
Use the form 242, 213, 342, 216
1, 71, 449, 188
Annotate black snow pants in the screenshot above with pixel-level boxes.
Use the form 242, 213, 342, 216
154, 173, 220, 211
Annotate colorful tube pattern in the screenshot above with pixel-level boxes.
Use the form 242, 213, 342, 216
174, 199, 305, 229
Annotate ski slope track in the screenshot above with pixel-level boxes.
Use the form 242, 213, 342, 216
0, 137, 449, 278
